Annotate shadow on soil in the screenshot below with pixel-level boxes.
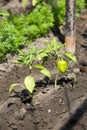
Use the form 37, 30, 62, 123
51, 27, 65, 43
60, 98, 87, 130
9, 76, 74, 104
36, 76, 74, 88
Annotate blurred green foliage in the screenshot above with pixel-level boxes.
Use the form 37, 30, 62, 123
0, 2, 54, 62
0, 18, 26, 62
51, 0, 85, 25
13, 2, 54, 41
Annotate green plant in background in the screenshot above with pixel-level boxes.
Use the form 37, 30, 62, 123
52, 0, 65, 25
0, 9, 9, 17
9, 38, 77, 96
13, 2, 54, 41
0, 18, 26, 62
84, 0, 87, 7
50, 0, 85, 25
76, 0, 85, 12
0, 2, 54, 62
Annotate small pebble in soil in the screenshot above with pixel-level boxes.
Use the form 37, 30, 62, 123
48, 109, 51, 113
73, 68, 80, 73
20, 108, 26, 114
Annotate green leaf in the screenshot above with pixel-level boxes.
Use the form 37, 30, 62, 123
9, 83, 19, 95
36, 52, 48, 59
13, 60, 20, 63
64, 52, 77, 62
0, 9, 9, 17
46, 42, 52, 52
41, 68, 51, 78
22, 0, 28, 8
56, 44, 65, 50
51, 38, 65, 51
24, 76, 35, 93
51, 37, 58, 50
45, 38, 65, 52
35, 64, 45, 69
32, 0, 40, 6
35, 64, 51, 78
71, 72, 77, 88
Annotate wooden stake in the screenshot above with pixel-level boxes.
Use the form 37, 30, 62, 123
65, 0, 76, 53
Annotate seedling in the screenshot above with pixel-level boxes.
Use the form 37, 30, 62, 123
9, 38, 77, 97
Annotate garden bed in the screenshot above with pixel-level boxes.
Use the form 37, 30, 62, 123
0, 1, 87, 130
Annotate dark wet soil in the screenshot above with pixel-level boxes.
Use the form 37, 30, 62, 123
0, 1, 87, 130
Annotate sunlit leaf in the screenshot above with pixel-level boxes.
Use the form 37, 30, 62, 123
71, 72, 77, 88
46, 42, 52, 52
9, 83, 19, 95
35, 64, 51, 78
41, 68, 51, 78
56, 44, 65, 50
32, 0, 40, 6
24, 76, 35, 93
64, 52, 77, 62
45, 38, 65, 52
51, 37, 58, 50
36, 53, 48, 59
35, 64, 45, 69
13, 60, 20, 63
22, 0, 28, 8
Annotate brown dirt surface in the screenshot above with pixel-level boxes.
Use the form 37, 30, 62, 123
0, 1, 87, 130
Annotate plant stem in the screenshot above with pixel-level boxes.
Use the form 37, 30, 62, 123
55, 69, 58, 88
71, 72, 76, 88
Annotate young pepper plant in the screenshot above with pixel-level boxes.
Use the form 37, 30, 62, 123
9, 38, 77, 96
